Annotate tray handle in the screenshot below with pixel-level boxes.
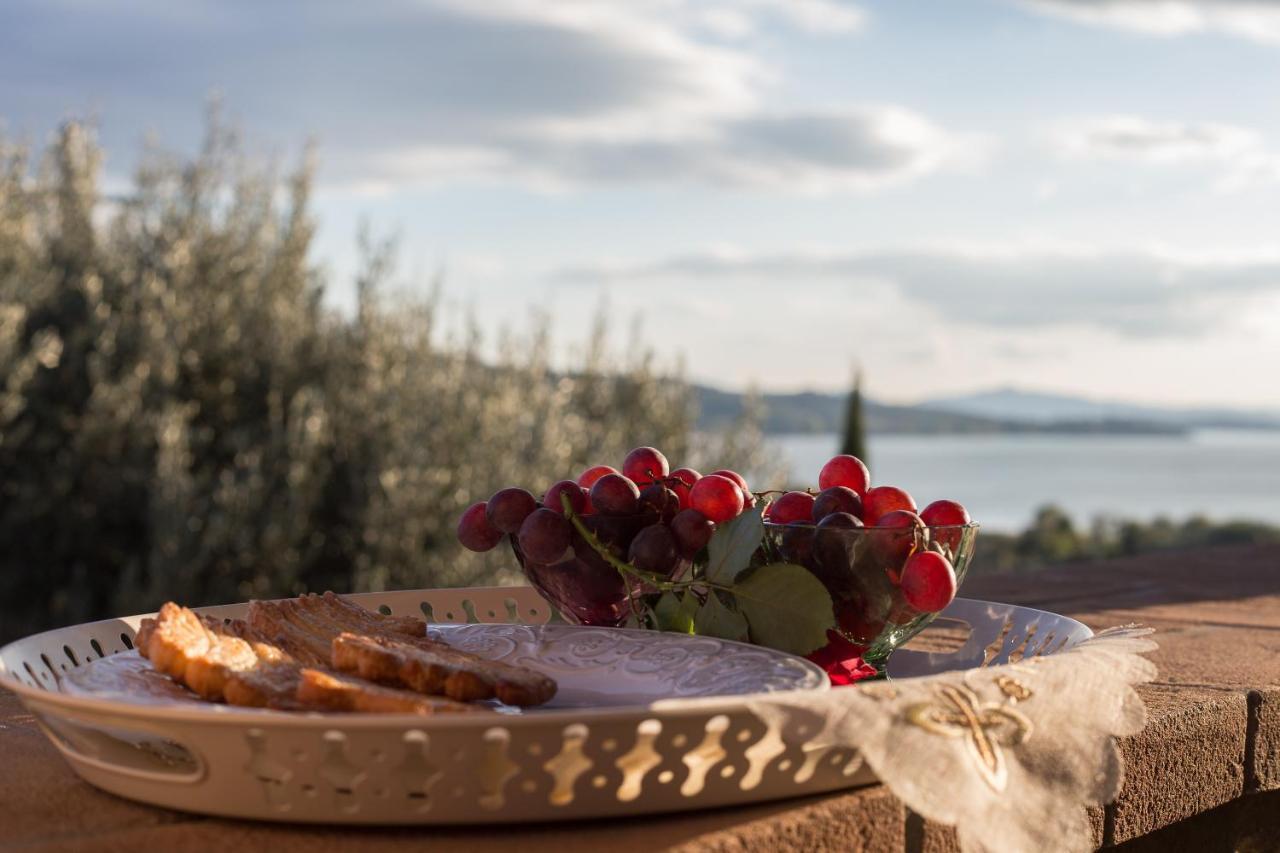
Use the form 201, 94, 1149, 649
30, 705, 206, 784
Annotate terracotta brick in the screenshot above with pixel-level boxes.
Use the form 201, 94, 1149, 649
965, 544, 1280, 620
1251, 687, 1280, 792
5, 543, 1280, 851
1229, 789, 1280, 853
912, 812, 959, 853
664, 785, 905, 853
32, 786, 904, 853
1109, 788, 1280, 853
906, 803, 1103, 851
1109, 685, 1247, 844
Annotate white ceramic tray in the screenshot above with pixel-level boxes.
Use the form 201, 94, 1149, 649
0, 587, 1092, 824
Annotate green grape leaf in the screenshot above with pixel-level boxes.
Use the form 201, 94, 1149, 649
704, 504, 765, 585
654, 591, 697, 634
694, 593, 748, 642
732, 563, 835, 656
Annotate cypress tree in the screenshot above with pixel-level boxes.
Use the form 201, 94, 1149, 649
839, 368, 868, 464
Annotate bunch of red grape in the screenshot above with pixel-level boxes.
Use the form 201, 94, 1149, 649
458, 446, 974, 641
767, 454, 972, 640
458, 447, 756, 617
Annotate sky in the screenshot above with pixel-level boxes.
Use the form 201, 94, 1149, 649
3, 0, 1280, 408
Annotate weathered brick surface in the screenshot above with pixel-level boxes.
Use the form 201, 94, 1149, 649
1109, 685, 1247, 844
1251, 687, 1280, 792
665, 786, 904, 853
910, 807, 1102, 852
3, 543, 1280, 851
1110, 788, 1280, 853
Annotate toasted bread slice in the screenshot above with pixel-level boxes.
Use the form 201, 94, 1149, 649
296, 668, 484, 715
331, 631, 557, 707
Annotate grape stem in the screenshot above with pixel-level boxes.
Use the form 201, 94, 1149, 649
751, 488, 816, 499
559, 493, 739, 598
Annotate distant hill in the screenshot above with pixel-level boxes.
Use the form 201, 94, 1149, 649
693, 385, 1193, 436
919, 387, 1280, 430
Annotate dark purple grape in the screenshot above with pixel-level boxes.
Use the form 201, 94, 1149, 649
543, 479, 587, 516
589, 473, 640, 516
818, 511, 863, 531
812, 486, 863, 523
813, 511, 863, 566
628, 524, 679, 575
780, 522, 814, 565
670, 508, 714, 556
486, 487, 538, 534
810, 511, 865, 598
457, 501, 503, 552
638, 484, 680, 523
518, 508, 572, 564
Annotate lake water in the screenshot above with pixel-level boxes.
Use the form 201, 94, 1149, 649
771, 430, 1280, 533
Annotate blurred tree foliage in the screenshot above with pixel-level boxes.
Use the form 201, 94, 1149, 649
0, 122, 774, 640
970, 505, 1280, 575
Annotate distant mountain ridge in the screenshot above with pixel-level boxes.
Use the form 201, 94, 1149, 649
693, 384, 1280, 436
919, 387, 1280, 430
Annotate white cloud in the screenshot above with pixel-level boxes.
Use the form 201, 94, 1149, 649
1016, 0, 1280, 44
554, 243, 1280, 336
1049, 115, 1280, 190
371, 105, 962, 193
1053, 116, 1258, 162
0, 0, 943, 194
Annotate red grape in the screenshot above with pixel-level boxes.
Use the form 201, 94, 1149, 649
670, 508, 714, 556
873, 509, 924, 580
577, 465, 620, 489
517, 508, 572, 564
818, 455, 870, 497
690, 474, 744, 523
862, 485, 916, 525
900, 551, 957, 613
920, 499, 971, 553
812, 486, 862, 522
920, 499, 970, 527
628, 524, 679, 575
589, 473, 640, 516
457, 501, 503, 552
669, 467, 701, 510
543, 480, 588, 516
622, 446, 670, 485
638, 483, 681, 523
709, 469, 749, 492
486, 487, 538, 534
768, 491, 816, 525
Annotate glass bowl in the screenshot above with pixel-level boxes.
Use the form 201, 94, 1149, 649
761, 520, 979, 664
510, 511, 978, 667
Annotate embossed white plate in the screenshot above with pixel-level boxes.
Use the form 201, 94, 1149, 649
61, 624, 828, 713
434, 624, 828, 709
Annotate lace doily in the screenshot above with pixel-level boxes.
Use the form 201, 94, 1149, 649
748, 626, 1158, 853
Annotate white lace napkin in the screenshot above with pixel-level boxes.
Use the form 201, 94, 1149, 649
748, 627, 1158, 853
